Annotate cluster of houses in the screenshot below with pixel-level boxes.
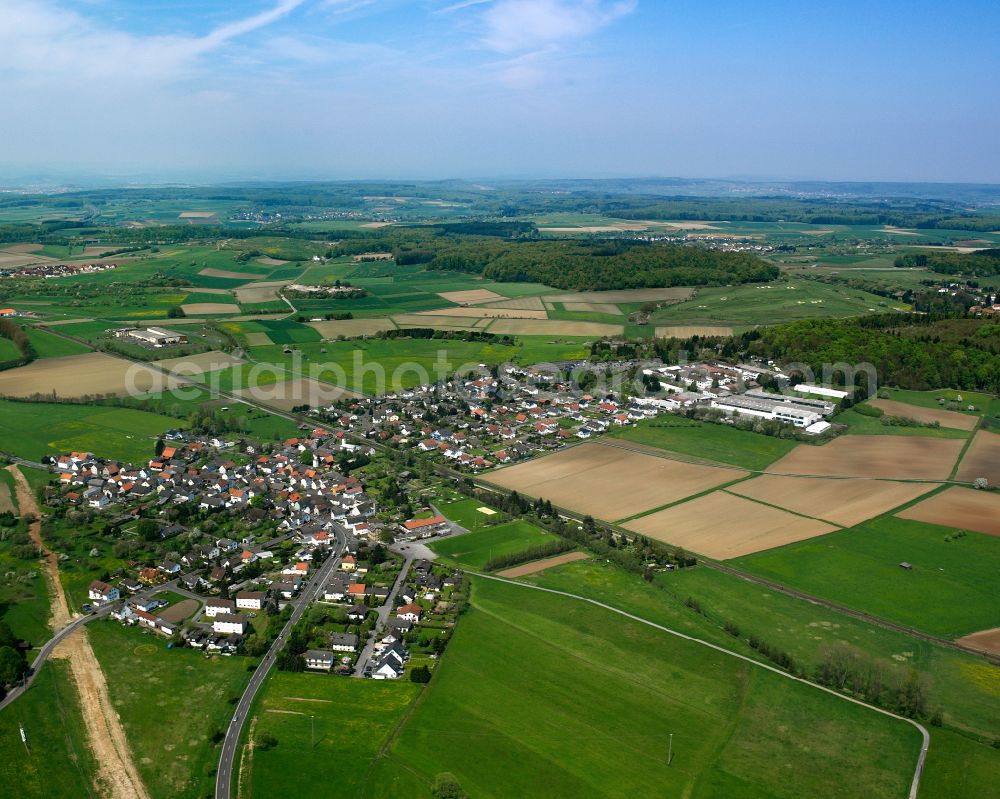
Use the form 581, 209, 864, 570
314, 359, 845, 476
3, 262, 118, 279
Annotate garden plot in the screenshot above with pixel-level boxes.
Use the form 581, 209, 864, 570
488, 443, 742, 522
624, 491, 839, 559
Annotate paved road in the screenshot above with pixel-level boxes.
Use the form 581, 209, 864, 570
215, 526, 346, 799
471, 572, 931, 799
352, 556, 413, 678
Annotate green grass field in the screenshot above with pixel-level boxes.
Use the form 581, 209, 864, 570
22, 326, 91, 358
242, 673, 421, 799
880, 388, 993, 415
732, 516, 1000, 638
87, 620, 252, 799
377, 576, 920, 799
0, 661, 96, 797
429, 520, 563, 570
836, 407, 972, 438
608, 416, 798, 470
530, 558, 1000, 742
0, 337, 21, 361
0, 400, 177, 463
653, 280, 904, 326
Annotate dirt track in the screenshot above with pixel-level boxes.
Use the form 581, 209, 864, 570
9, 465, 149, 799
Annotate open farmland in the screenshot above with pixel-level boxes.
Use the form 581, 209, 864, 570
955, 429, 1000, 486
896, 486, 1000, 537
733, 516, 1000, 638
179, 302, 241, 315
381, 576, 920, 799
957, 628, 1000, 658
0, 352, 182, 398
307, 318, 397, 338
437, 288, 505, 304
624, 491, 839, 558
766, 435, 965, 480
729, 475, 937, 527
0, 399, 177, 465
544, 287, 694, 303
488, 318, 624, 336
153, 349, 244, 374
488, 443, 743, 521
235, 376, 359, 410
867, 398, 980, 430
497, 551, 589, 577
655, 325, 734, 338
418, 306, 548, 319
197, 267, 265, 280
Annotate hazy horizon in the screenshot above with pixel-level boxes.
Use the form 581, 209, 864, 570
3, 0, 999, 183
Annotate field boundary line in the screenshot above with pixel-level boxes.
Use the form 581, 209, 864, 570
470, 572, 930, 799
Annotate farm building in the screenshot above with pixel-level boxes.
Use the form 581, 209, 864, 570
114, 326, 188, 347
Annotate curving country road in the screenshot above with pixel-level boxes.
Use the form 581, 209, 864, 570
215, 525, 347, 799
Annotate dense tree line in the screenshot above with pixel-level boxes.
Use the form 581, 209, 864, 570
742, 314, 1000, 392
481, 540, 575, 572
895, 249, 1000, 277
0, 320, 36, 370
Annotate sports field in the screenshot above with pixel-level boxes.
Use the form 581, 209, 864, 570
896, 486, 1000, 537
0, 399, 178, 462
624, 490, 839, 558
488, 443, 742, 521
428, 520, 563, 570
767, 435, 964, 480
380, 576, 921, 799
732, 516, 1000, 638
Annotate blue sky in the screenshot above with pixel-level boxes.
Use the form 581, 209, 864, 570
1, 0, 998, 182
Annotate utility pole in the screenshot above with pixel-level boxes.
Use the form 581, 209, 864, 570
668, 733, 673, 766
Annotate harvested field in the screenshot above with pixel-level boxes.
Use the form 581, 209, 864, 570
197, 268, 262, 280
236, 377, 358, 410
624, 491, 839, 559
360, 221, 393, 228
544, 288, 695, 303
955, 429, 1000, 486
418, 307, 548, 320
180, 302, 241, 315
656, 325, 734, 338
488, 443, 742, 521
729, 475, 936, 527
489, 319, 624, 337
957, 628, 1000, 658
179, 287, 230, 295
179, 211, 216, 219
2, 243, 43, 253
480, 297, 546, 311
496, 551, 589, 578
868, 398, 979, 430
392, 314, 479, 330
766, 435, 964, 480
158, 599, 199, 624
897, 486, 1000, 537
235, 282, 288, 304
0, 352, 181, 397
561, 302, 623, 315
308, 318, 396, 338
0, 252, 52, 267
244, 332, 274, 346
437, 289, 505, 305
154, 350, 244, 374
256, 257, 288, 265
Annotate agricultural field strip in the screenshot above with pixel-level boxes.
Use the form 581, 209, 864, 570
468, 572, 929, 799
596, 439, 973, 486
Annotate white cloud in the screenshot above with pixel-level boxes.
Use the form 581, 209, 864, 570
482, 0, 636, 53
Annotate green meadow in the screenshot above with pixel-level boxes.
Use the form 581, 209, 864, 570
836, 407, 972, 438
242, 673, 421, 799
608, 416, 798, 470
88, 621, 252, 799
429, 519, 563, 571
377, 576, 920, 799
0, 399, 177, 463
731, 516, 1000, 638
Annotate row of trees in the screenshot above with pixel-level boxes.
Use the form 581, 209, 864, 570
896, 249, 1000, 277
0, 320, 36, 371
